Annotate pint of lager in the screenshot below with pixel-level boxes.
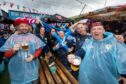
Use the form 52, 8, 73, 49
22, 42, 29, 51
71, 56, 81, 71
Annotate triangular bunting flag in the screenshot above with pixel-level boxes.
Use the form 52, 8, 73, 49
10, 3, 14, 8
3, 1, 7, 6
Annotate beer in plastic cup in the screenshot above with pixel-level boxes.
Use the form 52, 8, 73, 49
22, 42, 29, 51
71, 56, 81, 71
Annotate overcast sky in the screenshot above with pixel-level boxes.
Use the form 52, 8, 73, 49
0, 0, 126, 17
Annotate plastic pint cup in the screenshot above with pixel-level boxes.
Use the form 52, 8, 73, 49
22, 42, 29, 51
71, 56, 81, 71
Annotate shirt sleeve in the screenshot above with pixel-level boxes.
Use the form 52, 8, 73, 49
4, 49, 15, 58
34, 48, 42, 58
74, 48, 85, 59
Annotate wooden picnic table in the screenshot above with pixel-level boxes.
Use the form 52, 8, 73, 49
39, 58, 78, 84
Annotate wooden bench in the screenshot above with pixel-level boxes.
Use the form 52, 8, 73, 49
39, 58, 78, 84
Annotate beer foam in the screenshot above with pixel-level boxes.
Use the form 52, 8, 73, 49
73, 59, 81, 65
22, 42, 28, 46
24, 43, 28, 45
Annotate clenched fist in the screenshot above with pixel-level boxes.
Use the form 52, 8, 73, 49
115, 35, 124, 42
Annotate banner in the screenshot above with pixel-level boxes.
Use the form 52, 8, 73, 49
8, 10, 44, 20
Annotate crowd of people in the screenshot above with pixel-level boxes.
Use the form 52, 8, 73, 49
0, 17, 126, 84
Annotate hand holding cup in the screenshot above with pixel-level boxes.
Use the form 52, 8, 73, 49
13, 43, 21, 52
67, 54, 75, 63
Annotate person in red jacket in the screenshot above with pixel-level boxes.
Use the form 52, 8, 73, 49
0, 18, 45, 84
